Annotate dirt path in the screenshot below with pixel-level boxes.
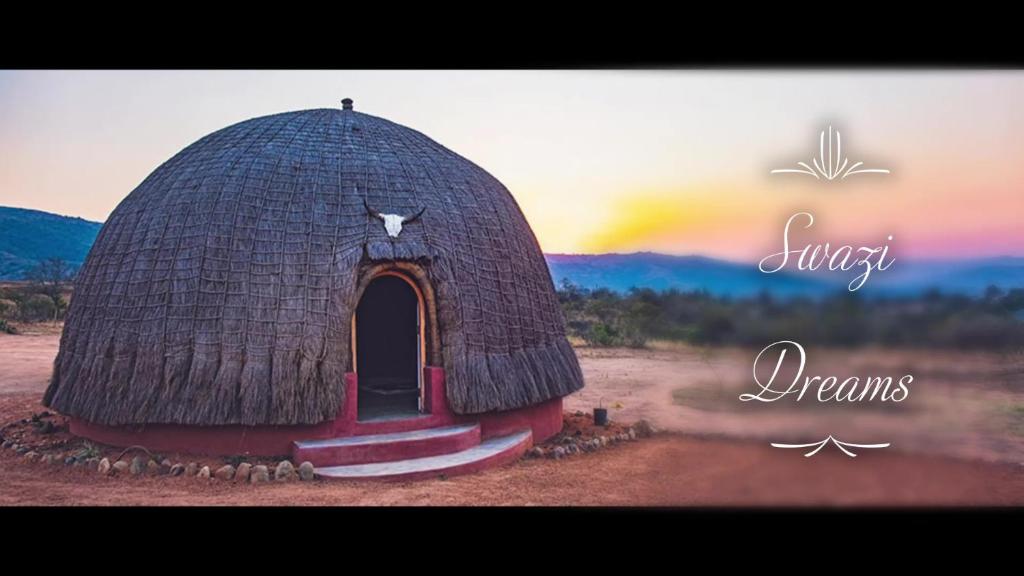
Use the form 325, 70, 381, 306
2, 332, 1024, 506
0, 333, 59, 395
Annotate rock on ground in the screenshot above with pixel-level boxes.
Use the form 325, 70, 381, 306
129, 456, 145, 475
214, 465, 235, 481
235, 462, 252, 483
298, 461, 315, 481
634, 419, 657, 438
275, 460, 296, 482
250, 465, 270, 484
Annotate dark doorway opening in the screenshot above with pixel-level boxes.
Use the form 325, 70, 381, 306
355, 274, 421, 420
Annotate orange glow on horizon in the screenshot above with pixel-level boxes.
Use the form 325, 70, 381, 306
3, 70, 1023, 261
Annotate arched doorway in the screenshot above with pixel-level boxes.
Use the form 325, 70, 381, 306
354, 272, 423, 420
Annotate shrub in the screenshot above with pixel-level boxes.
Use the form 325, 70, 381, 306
20, 293, 56, 322
0, 298, 17, 320
558, 284, 1024, 350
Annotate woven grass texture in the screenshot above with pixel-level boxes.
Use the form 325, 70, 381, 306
43, 107, 585, 425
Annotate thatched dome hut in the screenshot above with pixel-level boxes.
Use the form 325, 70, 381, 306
44, 100, 584, 471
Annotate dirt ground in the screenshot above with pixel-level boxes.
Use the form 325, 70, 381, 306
5, 430, 1023, 506
567, 343, 1024, 464
2, 332, 1023, 506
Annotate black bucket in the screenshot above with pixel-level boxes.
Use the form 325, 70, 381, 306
593, 407, 608, 426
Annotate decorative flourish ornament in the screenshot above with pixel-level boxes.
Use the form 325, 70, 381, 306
771, 125, 890, 181
771, 435, 891, 458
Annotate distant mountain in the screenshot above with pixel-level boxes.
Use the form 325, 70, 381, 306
0, 206, 102, 280
545, 252, 1024, 298
3, 205, 1022, 297
865, 257, 1024, 296
545, 252, 833, 298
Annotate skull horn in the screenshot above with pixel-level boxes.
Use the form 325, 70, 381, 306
363, 198, 384, 220
402, 206, 426, 224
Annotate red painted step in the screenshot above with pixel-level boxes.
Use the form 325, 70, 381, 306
314, 430, 532, 481
292, 423, 481, 467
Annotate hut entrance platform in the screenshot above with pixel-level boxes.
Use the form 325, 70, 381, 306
356, 378, 420, 421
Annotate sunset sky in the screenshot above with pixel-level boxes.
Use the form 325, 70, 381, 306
1, 70, 1021, 261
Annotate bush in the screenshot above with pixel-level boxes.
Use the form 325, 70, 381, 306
0, 298, 17, 320
584, 322, 619, 347
558, 280, 650, 348
558, 282, 1024, 350
20, 293, 56, 322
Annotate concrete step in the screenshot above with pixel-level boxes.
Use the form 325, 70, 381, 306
293, 423, 481, 467
314, 430, 532, 481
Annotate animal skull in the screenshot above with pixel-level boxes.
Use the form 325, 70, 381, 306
364, 199, 425, 238
380, 213, 406, 238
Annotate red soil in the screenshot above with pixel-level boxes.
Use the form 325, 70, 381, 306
2, 390, 1023, 506
2, 332, 1024, 506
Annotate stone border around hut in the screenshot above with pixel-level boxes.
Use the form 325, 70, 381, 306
522, 410, 657, 461
1, 410, 657, 483
0, 411, 319, 484
1, 439, 319, 484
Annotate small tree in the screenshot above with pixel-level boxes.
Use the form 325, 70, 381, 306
24, 258, 76, 322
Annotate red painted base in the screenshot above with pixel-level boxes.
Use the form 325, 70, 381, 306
67, 367, 565, 457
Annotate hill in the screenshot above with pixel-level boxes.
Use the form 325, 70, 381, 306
0, 206, 102, 280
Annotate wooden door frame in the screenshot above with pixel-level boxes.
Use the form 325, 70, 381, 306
350, 262, 440, 412
351, 270, 425, 374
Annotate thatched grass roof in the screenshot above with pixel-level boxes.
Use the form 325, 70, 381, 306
43, 106, 584, 426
